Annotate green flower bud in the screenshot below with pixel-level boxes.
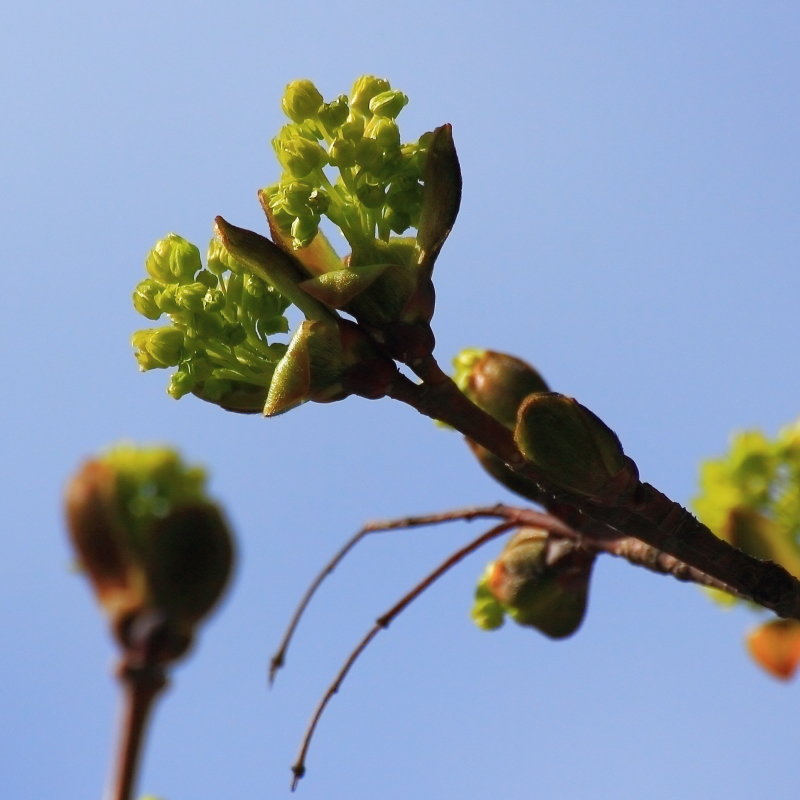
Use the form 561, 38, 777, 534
364, 116, 401, 149
291, 213, 321, 249
202, 288, 225, 312
64, 444, 234, 659
281, 79, 324, 123
145, 234, 202, 284
471, 564, 506, 630
369, 89, 408, 119
155, 284, 180, 313
354, 137, 384, 171
273, 127, 328, 179
328, 137, 357, 168
317, 95, 350, 131
455, 349, 549, 430
176, 282, 208, 312
132, 279, 162, 320
350, 75, 391, 116
145, 327, 184, 368
339, 114, 365, 142
168, 370, 196, 399
355, 176, 385, 209
515, 393, 638, 501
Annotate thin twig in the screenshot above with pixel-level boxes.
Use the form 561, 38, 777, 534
290, 521, 515, 789
107, 614, 170, 800
269, 505, 569, 684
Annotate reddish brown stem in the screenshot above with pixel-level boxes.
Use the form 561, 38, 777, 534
290, 521, 515, 789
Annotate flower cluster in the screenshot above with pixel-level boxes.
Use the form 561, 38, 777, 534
263, 76, 430, 251
133, 77, 461, 413
132, 233, 290, 412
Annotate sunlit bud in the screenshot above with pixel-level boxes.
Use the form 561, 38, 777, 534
145, 234, 202, 284
273, 127, 327, 179
168, 370, 196, 399
328, 137, 357, 168
317, 95, 349, 130
339, 114, 365, 142
515, 393, 638, 501
202, 288, 225, 312
280, 181, 314, 216
291, 213, 321, 249
364, 116, 401, 149
143, 327, 184, 368
176, 282, 208, 312
281, 79, 324, 123
369, 89, 408, 119
350, 75, 391, 116
132, 279, 162, 320
471, 565, 507, 630
455, 349, 549, 430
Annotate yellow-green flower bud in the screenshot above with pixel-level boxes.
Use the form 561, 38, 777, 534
291, 213, 321, 249
273, 128, 327, 179
515, 393, 638, 501
281, 79, 324, 123
176, 282, 207, 312
132, 279, 162, 320
145, 234, 202, 284
369, 89, 408, 119
355, 176, 385, 209
364, 116, 401, 149
328, 137, 357, 168
350, 75, 391, 116
143, 327, 184, 368
354, 137, 383, 171
339, 114, 365, 142
317, 95, 349, 131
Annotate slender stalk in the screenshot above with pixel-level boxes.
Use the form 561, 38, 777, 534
290, 521, 515, 789
107, 659, 166, 800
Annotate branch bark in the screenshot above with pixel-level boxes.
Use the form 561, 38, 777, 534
387, 360, 800, 620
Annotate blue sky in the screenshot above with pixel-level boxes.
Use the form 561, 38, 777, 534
3, 2, 800, 798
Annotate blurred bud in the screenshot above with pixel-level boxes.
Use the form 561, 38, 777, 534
369, 89, 408, 118
746, 619, 800, 680
328, 137, 357, 168
145, 234, 202, 284
454, 349, 549, 429
350, 75, 391, 116
281, 79, 324, 123
515, 393, 638, 501
65, 445, 234, 662
481, 528, 595, 639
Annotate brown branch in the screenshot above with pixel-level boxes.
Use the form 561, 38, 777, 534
387, 362, 800, 620
290, 521, 515, 789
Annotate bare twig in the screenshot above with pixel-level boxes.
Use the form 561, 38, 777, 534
290, 521, 515, 789
269, 505, 572, 684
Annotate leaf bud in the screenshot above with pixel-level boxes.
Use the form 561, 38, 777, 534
515, 393, 638, 502
281, 79, 324, 123
454, 349, 549, 430
483, 528, 595, 639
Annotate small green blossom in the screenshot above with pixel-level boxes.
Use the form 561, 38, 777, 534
265, 76, 433, 251
132, 233, 290, 410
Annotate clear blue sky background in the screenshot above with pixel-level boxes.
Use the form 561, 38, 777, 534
3, 2, 800, 799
